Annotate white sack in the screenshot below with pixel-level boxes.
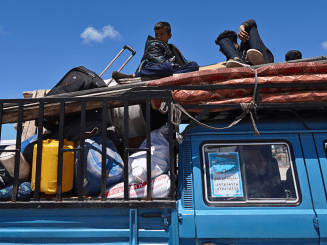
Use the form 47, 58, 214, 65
104, 174, 171, 198
128, 125, 170, 183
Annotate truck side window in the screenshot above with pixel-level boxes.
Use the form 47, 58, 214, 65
202, 143, 299, 205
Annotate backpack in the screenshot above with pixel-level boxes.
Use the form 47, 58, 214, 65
46, 66, 107, 96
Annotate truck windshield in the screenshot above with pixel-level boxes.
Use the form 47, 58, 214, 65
202, 143, 299, 205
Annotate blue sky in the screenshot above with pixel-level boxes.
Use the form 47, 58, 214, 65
1, 0, 327, 140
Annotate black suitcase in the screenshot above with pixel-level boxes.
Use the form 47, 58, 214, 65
46, 66, 107, 96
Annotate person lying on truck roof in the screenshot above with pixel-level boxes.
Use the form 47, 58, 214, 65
215, 19, 274, 68
112, 21, 199, 81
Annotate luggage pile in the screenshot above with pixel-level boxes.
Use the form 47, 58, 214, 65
0, 122, 171, 200
0, 47, 173, 200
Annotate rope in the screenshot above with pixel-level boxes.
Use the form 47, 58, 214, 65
170, 101, 260, 144
168, 68, 261, 143
159, 101, 168, 114
171, 102, 183, 144
240, 102, 260, 136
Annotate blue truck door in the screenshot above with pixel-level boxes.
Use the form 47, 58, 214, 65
177, 137, 197, 245
190, 133, 319, 245
310, 133, 327, 244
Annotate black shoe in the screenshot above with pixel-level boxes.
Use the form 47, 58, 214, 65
226, 58, 250, 68
112, 71, 134, 80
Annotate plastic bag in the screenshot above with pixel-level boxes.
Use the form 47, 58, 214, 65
128, 125, 170, 183
0, 145, 30, 180
0, 180, 32, 201
103, 174, 170, 198
74, 136, 124, 196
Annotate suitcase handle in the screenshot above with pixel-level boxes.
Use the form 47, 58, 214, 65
99, 45, 136, 79
123, 45, 136, 56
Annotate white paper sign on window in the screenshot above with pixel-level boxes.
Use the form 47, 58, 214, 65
209, 152, 243, 197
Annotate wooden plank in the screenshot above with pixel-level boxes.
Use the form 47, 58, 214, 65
21, 90, 47, 141
2, 95, 142, 124
199, 61, 226, 70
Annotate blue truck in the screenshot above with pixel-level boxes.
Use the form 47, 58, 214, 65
0, 56, 327, 244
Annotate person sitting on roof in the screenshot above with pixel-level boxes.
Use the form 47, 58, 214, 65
285, 50, 302, 61
112, 21, 199, 81
215, 19, 274, 68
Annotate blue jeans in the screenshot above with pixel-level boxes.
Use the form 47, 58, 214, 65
219, 26, 274, 64
135, 61, 199, 78
219, 38, 243, 61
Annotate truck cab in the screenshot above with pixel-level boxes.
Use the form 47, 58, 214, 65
178, 110, 327, 244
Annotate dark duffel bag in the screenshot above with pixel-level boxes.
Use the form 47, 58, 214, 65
46, 66, 107, 96
43, 66, 107, 139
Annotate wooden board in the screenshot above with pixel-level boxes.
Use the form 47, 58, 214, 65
2, 93, 142, 124
21, 90, 48, 141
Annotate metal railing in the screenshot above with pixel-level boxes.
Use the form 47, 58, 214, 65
0, 89, 176, 209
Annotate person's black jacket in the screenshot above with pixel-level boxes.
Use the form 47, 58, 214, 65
136, 35, 191, 72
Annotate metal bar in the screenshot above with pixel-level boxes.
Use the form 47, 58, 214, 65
11, 102, 23, 201
61, 149, 80, 152
167, 96, 176, 200
250, 55, 327, 69
56, 101, 65, 201
0, 200, 176, 209
117, 54, 134, 72
125, 148, 149, 152
136, 82, 327, 91
146, 99, 152, 200
34, 101, 44, 201
101, 100, 107, 201
78, 101, 86, 201
129, 209, 138, 245
0, 103, 2, 140
123, 100, 129, 201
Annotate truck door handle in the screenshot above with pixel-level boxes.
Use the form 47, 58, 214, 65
142, 213, 170, 226
142, 214, 162, 218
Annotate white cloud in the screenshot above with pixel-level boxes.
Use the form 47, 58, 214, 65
81, 24, 121, 44
0, 26, 11, 35
322, 41, 327, 50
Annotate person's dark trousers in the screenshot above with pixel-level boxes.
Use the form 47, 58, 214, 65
219, 38, 243, 61
135, 61, 199, 78
173, 61, 199, 74
135, 62, 173, 78
243, 26, 274, 63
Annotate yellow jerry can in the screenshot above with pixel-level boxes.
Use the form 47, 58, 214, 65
31, 139, 74, 194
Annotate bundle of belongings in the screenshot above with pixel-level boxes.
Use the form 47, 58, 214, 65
103, 125, 171, 198
0, 145, 32, 201
6, 125, 170, 199
0, 66, 171, 200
